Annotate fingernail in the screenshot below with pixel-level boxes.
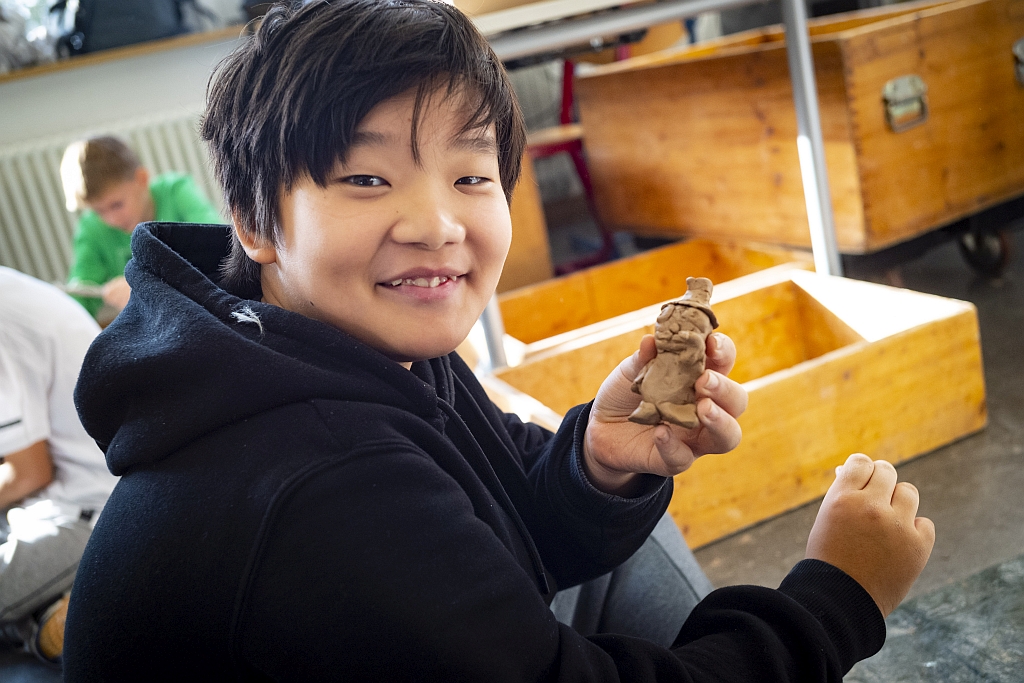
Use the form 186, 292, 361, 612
705, 402, 720, 420
711, 332, 726, 352
703, 371, 719, 391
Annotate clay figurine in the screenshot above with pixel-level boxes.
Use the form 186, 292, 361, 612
629, 277, 719, 429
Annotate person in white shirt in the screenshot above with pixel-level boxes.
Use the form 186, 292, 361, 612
0, 266, 117, 662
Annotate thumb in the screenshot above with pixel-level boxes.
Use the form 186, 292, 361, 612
625, 335, 657, 378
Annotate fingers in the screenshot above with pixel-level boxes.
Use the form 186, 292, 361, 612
651, 424, 698, 473
638, 334, 657, 365
693, 397, 742, 455
705, 333, 736, 377
863, 459, 898, 499
891, 481, 920, 519
915, 516, 937, 548
696, 370, 747, 418
894, 484, 936, 553
833, 453, 875, 490
618, 335, 656, 383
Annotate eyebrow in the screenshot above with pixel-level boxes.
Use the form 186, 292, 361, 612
349, 129, 497, 156
349, 131, 390, 149
450, 132, 498, 156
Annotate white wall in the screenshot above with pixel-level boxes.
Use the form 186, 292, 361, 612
0, 32, 245, 148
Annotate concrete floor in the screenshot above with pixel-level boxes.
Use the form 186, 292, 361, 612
3, 218, 1020, 679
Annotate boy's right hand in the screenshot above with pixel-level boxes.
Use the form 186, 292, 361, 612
805, 453, 935, 618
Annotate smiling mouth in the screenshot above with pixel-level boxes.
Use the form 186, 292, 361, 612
383, 275, 459, 288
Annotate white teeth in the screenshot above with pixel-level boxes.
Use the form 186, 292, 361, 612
387, 275, 458, 287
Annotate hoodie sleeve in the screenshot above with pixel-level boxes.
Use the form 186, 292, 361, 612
234, 444, 884, 683
512, 401, 673, 587
451, 357, 672, 587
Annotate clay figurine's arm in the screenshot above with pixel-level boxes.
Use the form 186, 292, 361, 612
582, 333, 748, 496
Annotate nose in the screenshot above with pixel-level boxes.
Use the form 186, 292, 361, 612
391, 183, 466, 250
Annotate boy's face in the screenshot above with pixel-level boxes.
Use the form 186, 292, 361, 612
86, 168, 152, 233
244, 89, 512, 365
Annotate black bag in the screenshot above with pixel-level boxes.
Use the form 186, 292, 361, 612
51, 0, 216, 56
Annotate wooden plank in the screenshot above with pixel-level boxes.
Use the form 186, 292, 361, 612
498, 155, 554, 293
495, 271, 987, 546
465, 0, 646, 35
586, 0, 949, 73
498, 239, 812, 344
527, 123, 583, 149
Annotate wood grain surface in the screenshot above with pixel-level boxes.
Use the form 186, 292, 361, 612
575, 0, 1024, 253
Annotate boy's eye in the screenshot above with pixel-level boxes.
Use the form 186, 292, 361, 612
343, 175, 388, 187
455, 176, 489, 186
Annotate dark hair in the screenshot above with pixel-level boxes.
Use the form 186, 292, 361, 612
201, 0, 526, 294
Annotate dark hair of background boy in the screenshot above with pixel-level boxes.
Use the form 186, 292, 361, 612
202, 0, 527, 295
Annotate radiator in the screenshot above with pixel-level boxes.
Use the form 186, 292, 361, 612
0, 110, 224, 283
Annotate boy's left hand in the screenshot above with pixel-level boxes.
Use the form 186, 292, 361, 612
582, 332, 747, 496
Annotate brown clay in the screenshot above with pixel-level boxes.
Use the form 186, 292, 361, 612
629, 277, 718, 429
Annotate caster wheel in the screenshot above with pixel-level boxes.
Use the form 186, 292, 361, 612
958, 228, 1012, 278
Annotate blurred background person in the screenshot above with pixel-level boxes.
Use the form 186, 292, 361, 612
0, 266, 117, 665
60, 135, 223, 321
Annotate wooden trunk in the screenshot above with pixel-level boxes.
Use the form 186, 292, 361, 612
494, 269, 987, 547
575, 0, 1024, 253
498, 238, 812, 345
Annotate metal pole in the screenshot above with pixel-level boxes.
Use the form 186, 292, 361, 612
780, 0, 843, 276
480, 295, 509, 370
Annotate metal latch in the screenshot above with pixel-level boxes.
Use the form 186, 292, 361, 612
882, 75, 928, 133
1014, 38, 1024, 86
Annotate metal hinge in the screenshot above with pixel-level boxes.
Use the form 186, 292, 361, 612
883, 74, 928, 133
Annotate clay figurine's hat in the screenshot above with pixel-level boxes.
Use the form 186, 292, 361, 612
673, 276, 718, 329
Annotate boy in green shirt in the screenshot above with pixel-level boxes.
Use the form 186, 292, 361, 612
61, 136, 224, 319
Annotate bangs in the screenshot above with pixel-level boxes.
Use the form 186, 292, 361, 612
201, 0, 525, 292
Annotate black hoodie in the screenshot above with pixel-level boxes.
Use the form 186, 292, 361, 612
64, 223, 884, 681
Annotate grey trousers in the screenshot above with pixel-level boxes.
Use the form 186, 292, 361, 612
0, 502, 91, 628
550, 513, 714, 647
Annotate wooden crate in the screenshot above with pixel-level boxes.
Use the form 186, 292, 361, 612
575, 0, 1024, 253
498, 238, 812, 345
494, 269, 987, 547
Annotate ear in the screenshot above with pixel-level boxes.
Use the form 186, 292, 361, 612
233, 217, 278, 265
134, 166, 150, 187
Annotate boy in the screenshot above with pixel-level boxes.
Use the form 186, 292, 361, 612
0, 267, 118, 663
64, 1, 934, 680
60, 135, 224, 319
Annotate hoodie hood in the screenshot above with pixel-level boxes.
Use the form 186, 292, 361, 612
75, 222, 454, 475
